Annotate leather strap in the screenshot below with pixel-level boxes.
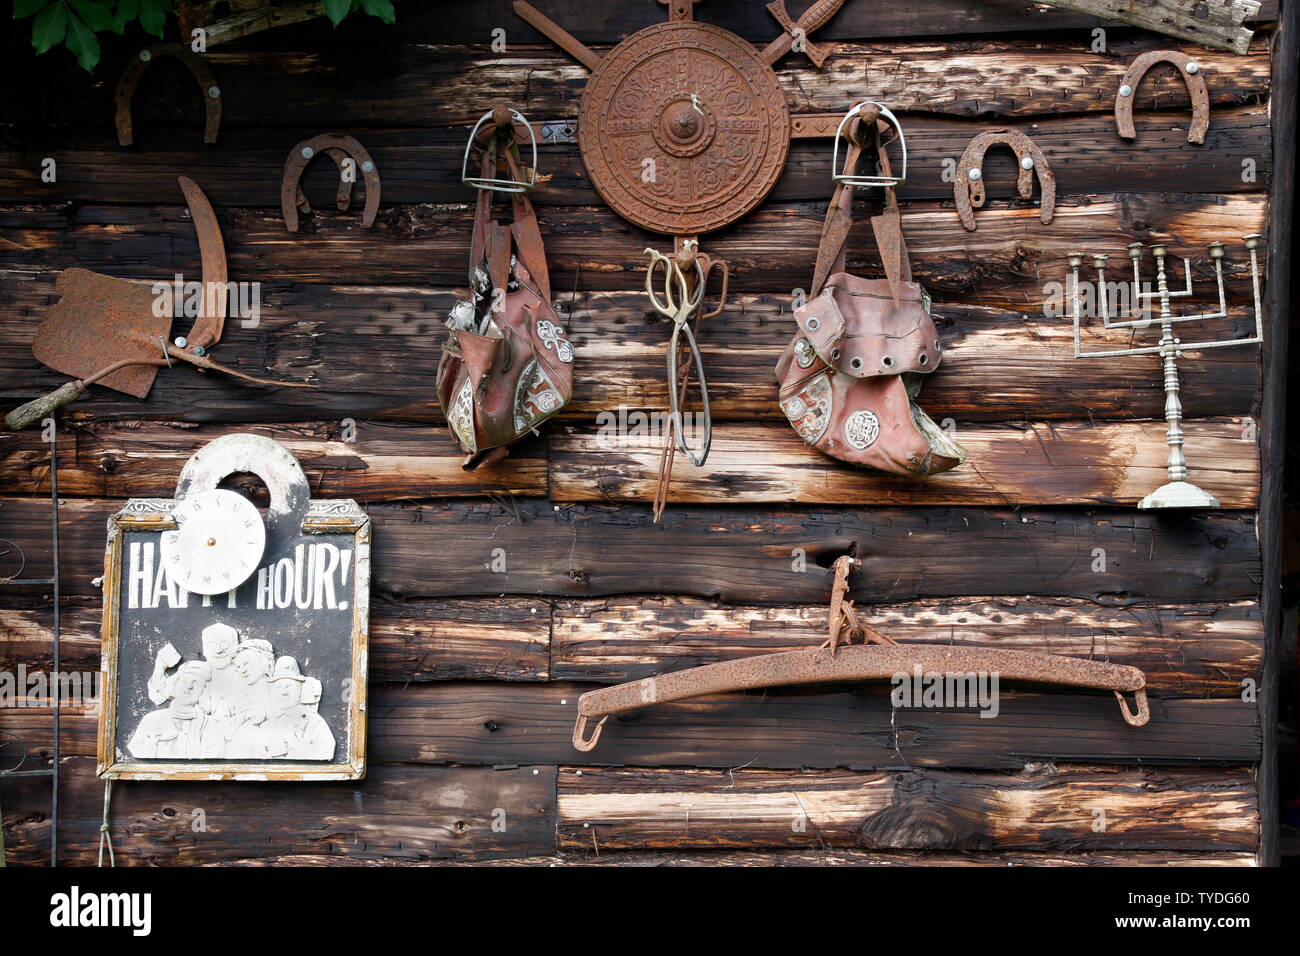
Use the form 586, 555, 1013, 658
810, 118, 910, 301
467, 131, 552, 304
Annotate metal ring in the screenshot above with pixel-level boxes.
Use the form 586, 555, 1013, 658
806, 316, 821, 331
462, 107, 538, 193
666, 321, 712, 467
881, 355, 894, 367
832, 101, 907, 188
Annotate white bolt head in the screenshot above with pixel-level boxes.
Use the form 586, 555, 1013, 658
173, 336, 188, 348
1020, 156, 1034, 170
208, 86, 220, 99
1186, 62, 1199, 74
1119, 84, 1132, 97
302, 146, 314, 159
361, 160, 374, 173
139, 50, 152, 62
968, 168, 982, 181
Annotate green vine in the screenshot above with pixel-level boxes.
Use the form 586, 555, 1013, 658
12, 0, 396, 72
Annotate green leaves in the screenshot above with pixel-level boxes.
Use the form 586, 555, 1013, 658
15, 0, 392, 72
325, 0, 396, 28
63, 4, 100, 69
359, 0, 395, 24
136, 0, 168, 37
20, 0, 122, 69
29, 2, 67, 56
322, 0, 352, 26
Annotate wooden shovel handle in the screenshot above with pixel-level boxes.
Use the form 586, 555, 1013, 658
5, 381, 85, 431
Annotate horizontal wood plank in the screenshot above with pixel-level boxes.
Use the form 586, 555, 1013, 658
551, 596, 1263, 696
0, 421, 545, 499
556, 765, 1258, 851
2, 594, 1261, 696
0, 418, 1262, 507
0, 193, 1269, 298
0, 288, 1263, 426
0, 685, 1262, 769
0, 498, 1263, 604
549, 419, 1261, 507
0, 757, 555, 865
439, 849, 1257, 866
0, 107, 1272, 206
0, 35, 1271, 138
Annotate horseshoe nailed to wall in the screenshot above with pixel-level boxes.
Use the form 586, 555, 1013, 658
954, 129, 1056, 232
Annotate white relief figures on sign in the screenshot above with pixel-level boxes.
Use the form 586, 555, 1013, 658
127, 623, 336, 761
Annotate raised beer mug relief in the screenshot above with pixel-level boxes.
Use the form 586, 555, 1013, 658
97, 433, 370, 781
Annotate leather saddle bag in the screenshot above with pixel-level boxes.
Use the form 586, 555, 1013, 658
775, 117, 964, 477
437, 134, 574, 470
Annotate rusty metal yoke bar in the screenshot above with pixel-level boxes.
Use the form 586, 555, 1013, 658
115, 43, 222, 146
572, 644, 1150, 750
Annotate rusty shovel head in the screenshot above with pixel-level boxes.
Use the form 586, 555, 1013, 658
32, 268, 171, 399
29, 175, 227, 400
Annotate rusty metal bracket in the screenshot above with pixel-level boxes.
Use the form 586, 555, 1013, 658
1114, 50, 1211, 146
115, 44, 222, 147
572, 644, 1149, 750
954, 129, 1056, 232
761, 0, 845, 68
281, 134, 381, 231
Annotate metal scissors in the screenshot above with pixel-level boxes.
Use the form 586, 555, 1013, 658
643, 246, 713, 469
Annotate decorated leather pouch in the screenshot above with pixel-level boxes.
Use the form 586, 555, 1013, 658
437, 110, 574, 470
775, 108, 964, 476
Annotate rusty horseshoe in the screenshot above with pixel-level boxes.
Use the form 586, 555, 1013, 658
115, 44, 222, 146
281, 134, 382, 231
954, 129, 1056, 232
1114, 50, 1211, 145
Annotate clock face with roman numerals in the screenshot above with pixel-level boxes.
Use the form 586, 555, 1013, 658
159, 488, 266, 596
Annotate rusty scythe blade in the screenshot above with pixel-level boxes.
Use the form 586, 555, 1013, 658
571, 644, 1150, 750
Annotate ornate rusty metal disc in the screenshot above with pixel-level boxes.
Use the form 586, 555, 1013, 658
578, 21, 790, 237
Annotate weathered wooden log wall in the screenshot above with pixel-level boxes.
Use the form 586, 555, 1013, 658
0, 0, 1288, 865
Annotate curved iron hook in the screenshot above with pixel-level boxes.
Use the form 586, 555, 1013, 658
571, 713, 609, 752
115, 44, 222, 146
281, 134, 382, 232
1114, 50, 1210, 146
954, 129, 1056, 232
